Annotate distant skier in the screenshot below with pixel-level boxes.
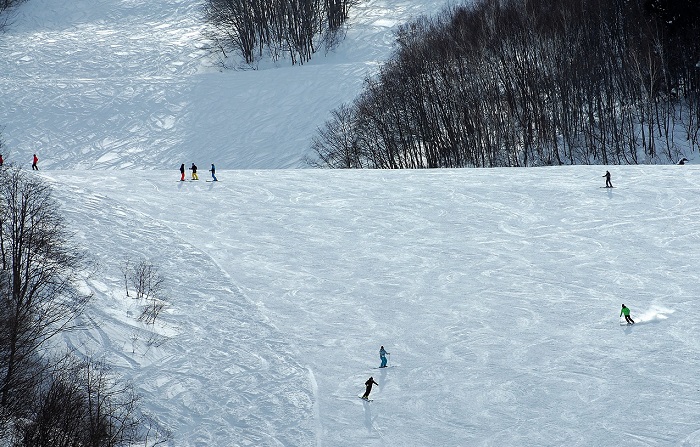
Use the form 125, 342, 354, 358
32, 154, 38, 170
179, 163, 185, 181
379, 346, 390, 368
678, 158, 689, 165
0, 154, 3, 167
209, 163, 217, 181
620, 304, 635, 325
602, 170, 612, 188
362, 376, 378, 400
189, 163, 199, 180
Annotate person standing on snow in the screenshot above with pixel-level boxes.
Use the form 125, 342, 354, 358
362, 377, 378, 400
602, 170, 612, 188
379, 346, 390, 368
189, 163, 199, 180
0, 154, 3, 167
209, 163, 217, 181
32, 153, 38, 170
179, 163, 186, 181
620, 304, 635, 325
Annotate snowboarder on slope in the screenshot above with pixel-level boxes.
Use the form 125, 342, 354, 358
362, 377, 378, 399
32, 154, 38, 170
209, 163, 217, 181
379, 346, 390, 368
620, 304, 635, 325
189, 163, 199, 180
179, 163, 185, 181
603, 170, 612, 188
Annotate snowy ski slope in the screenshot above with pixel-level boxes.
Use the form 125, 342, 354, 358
41, 166, 700, 446
2, 0, 700, 445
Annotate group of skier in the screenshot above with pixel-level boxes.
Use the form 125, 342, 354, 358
361, 345, 391, 400
180, 162, 217, 182
0, 153, 39, 170
602, 157, 689, 187
362, 303, 635, 401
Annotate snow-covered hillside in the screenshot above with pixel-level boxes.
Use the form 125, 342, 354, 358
3, 0, 700, 445
0, 0, 444, 170
40, 165, 700, 446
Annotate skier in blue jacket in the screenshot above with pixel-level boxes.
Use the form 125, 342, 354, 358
379, 346, 390, 368
209, 163, 217, 181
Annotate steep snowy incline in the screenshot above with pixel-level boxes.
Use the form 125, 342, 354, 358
0, 0, 446, 170
45, 174, 317, 446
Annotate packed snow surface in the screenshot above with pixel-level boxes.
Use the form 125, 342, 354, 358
41, 165, 700, 446
0, 0, 444, 169
2, 0, 700, 445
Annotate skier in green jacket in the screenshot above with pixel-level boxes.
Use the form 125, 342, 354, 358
620, 304, 635, 325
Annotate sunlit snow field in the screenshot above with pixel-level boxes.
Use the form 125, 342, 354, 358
39, 166, 700, 446
0, 0, 444, 169
2, 0, 700, 445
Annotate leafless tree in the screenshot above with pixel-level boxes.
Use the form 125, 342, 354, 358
0, 0, 27, 32
129, 260, 163, 301
0, 167, 91, 416
311, 0, 700, 168
121, 258, 168, 325
119, 258, 131, 297
16, 355, 167, 447
204, 0, 356, 66
0, 170, 167, 446
310, 103, 364, 168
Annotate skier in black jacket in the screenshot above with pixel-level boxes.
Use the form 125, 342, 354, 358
362, 377, 378, 399
602, 170, 613, 188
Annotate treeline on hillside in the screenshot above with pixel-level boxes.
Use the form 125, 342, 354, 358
0, 168, 165, 447
310, 0, 700, 168
204, 0, 358, 66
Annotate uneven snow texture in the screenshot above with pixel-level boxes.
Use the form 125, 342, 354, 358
40, 165, 700, 446
0, 0, 443, 170
3, 0, 700, 445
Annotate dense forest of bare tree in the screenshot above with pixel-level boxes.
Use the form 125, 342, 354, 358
204, 0, 357, 66
311, 0, 700, 168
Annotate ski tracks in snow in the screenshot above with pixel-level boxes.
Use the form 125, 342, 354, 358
44, 174, 317, 446
35, 167, 700, 446
0, 0, 208, 170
